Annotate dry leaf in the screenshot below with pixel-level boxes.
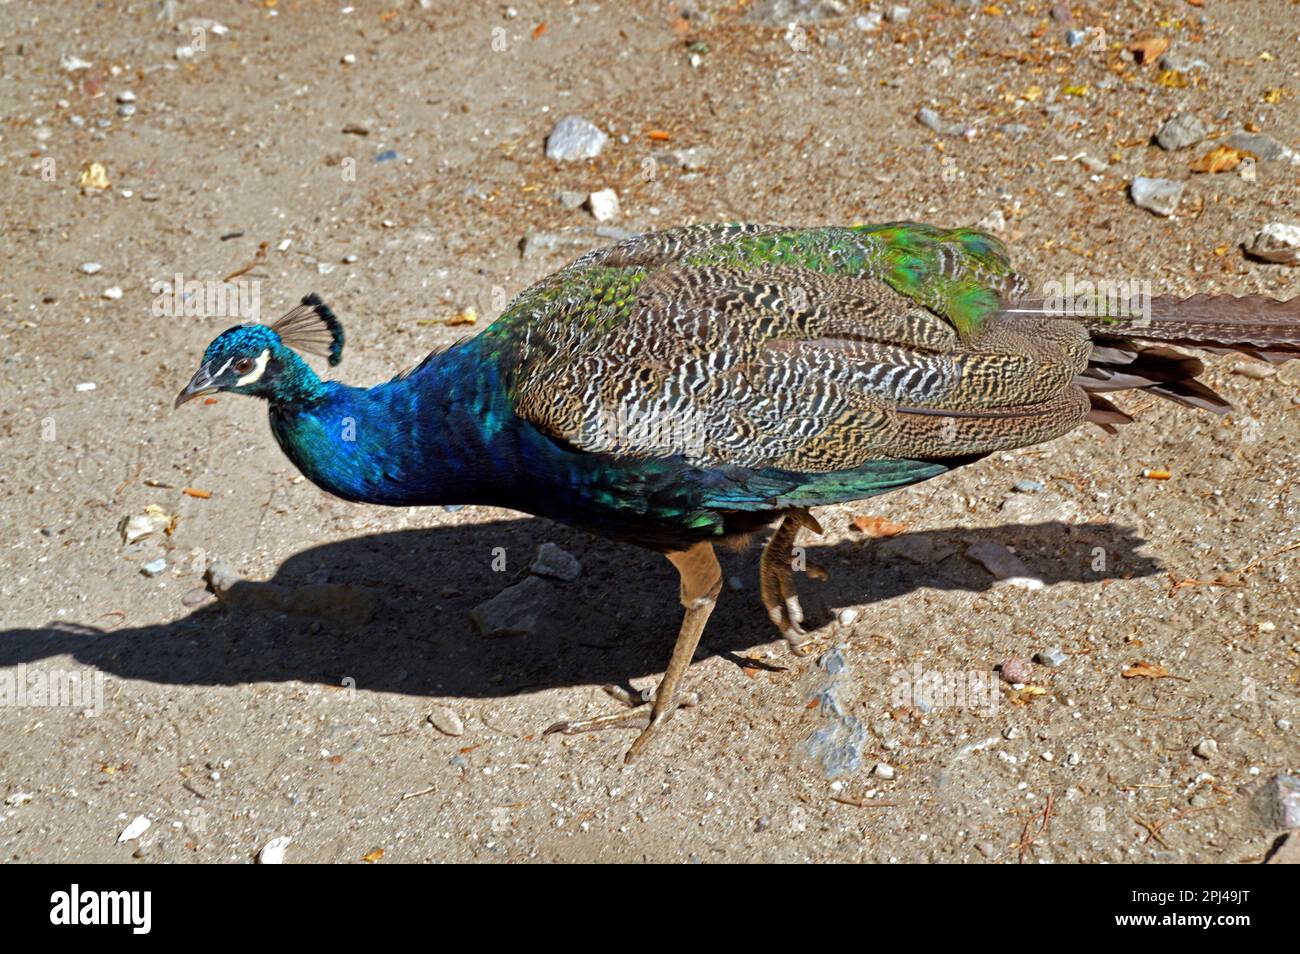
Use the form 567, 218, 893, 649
1190, 145, 1254, 174
361, 848, 384, 863
531, 22, 547, 39
182, 487, 211, 499
1007, 685, 1047, 705
79, 162, 110, 191
647, 129, 672, 141
1128, 36, 1170, 65
1123, 661, 1170, 679
445, 306, 477, 327
852, 515, 908, 537
1156, 69, 1189, 88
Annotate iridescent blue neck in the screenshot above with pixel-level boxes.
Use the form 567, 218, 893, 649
267, 341, 517, 507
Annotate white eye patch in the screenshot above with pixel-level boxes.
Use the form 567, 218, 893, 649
236, 348, 271, 386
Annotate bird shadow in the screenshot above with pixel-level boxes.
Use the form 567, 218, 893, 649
0, 518, 1157, 701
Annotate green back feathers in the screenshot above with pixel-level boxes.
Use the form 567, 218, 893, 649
851, 223, 1018, 338
485, 221, 1021, 346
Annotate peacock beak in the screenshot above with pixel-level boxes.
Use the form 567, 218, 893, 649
174, 365, 217, 409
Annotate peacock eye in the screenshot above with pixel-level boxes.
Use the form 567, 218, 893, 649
232, 357, 255, 375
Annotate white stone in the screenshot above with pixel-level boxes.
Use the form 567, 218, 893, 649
257, 836, 291, 864
1247, 222, 1300, 265
117, 815, 151, 843
587, 188, 620, 222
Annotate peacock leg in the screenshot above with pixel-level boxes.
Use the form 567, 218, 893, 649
544, 541, 722, 764
759, 509, 824, 656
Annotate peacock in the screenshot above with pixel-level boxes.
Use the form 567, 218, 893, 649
175, 222, 1300, 762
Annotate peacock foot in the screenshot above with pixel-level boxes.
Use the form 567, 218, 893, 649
543, 685, 701, 762
546, 541, 720, 764
759, 510, 825, 656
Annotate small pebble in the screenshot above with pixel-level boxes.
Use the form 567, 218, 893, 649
256, 836, 291, 864
427, 706, 465, 736
837, 607, 859, 626
1193, 738, 1218, 760
530, 542, 582, 582
1224, 132, 1286, 161
1130, 177, 1185, 217
1246, 222, 1300, 266
1155, 113, 1205, 151
141, 558, 168, 577
102, 286, 123, 300
1034, 648, 1068, 668
1013, 479, 1045, 493
1232, 363, 1276, 380
181, 586, 213, 608
999, 657, 1033, 684
873, 762, 896, 780
75, 382, 96, 392
586, 188, 620, 222
545, 115, 608, 162
118, 816, 151, 843
80, 262, 102, 275
557, 189, 587, 210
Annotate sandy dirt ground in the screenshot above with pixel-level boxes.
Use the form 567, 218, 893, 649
1, 0, 1298, 863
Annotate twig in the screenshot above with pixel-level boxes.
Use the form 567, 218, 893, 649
223, 241, 268, 282
1018, 791, 1055, 864
830, 796, 901, 809
1132, 805, 1213, 848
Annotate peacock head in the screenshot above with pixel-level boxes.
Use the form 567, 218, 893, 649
175, 294, 344, 408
